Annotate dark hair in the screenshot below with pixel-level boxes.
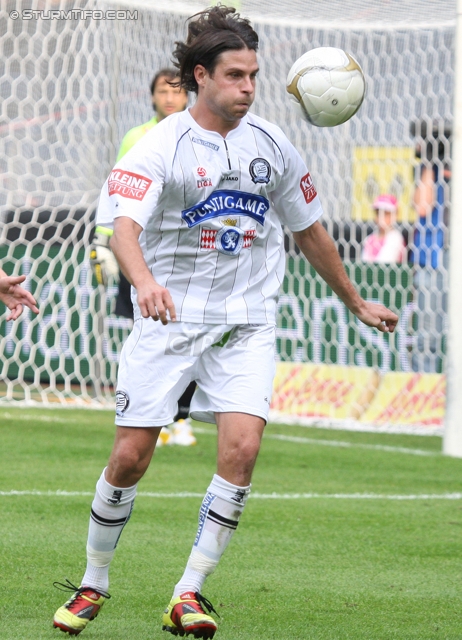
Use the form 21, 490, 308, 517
172, 5, 259, 93
149, 67, 181, 95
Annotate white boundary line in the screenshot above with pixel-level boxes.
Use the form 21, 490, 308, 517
1, 490, 461, 500
193, 428, 440, 457
0, 408, 445, 436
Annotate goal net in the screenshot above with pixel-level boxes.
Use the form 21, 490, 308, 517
0, 0, 455, 432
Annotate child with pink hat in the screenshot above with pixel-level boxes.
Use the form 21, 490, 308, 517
361, 194, 406, 263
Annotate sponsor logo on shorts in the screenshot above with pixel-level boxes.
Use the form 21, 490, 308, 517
115, 390, 130, 417
300, 172, 317, 203
192, 136, 219, 152
108, 170, 152, 201
249, 158, 271, 184
164, 328, 250, 356
182, 189, 269, 228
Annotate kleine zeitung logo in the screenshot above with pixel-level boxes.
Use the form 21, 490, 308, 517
300, 172, 317, 204
108, 170, 152, 201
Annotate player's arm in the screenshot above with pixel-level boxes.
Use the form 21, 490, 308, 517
110, 216, 176, 324
0, 268, 39, 321
413, 165, 435, 218
293, 221, 398, 333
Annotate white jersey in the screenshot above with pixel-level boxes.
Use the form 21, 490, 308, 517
97, 109, 323, 324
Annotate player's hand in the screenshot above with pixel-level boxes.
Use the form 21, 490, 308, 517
90, 230, 120, 286
354, 300, 398, 333
0, 275, 39, 321
136, 280, 177, 325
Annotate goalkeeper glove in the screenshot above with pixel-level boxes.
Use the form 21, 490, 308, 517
90, 226, 120, 286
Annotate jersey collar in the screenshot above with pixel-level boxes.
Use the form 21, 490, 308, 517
182, 108, 248, 141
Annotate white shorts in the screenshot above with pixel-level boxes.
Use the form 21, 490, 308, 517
115, 319, 276, 427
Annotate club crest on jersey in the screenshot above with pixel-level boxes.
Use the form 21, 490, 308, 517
108, 170, 152, 201
215, 226, 244, 257
249, 158, 271, 184
115, 390, 129, 417
182, 189, 270, 228
300, 172, 317, 204
201, 227, 256, 254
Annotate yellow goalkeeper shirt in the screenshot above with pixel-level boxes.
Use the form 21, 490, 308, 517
116, 116, 158, 161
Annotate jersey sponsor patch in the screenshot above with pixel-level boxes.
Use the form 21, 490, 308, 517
108, 170, 152, 201
192, 136, 220, 152
300, 172, 317, 204
197, 166, 207, 177
182, 189, 270, 228
200, 227, 256, 252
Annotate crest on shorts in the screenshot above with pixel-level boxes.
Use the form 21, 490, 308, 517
249, 158, 271, 184
115, 390, 130, 417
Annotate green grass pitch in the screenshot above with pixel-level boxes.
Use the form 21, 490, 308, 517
1, 407, 462, 639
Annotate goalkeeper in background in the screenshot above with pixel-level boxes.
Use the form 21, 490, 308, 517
90, 68, 196, 446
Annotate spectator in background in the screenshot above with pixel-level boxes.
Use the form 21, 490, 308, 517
362, 194, 406, 264
0, 268, 38, 321
90, 69, 196, 445
410, 119, 451, 373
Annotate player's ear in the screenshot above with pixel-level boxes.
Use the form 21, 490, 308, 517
194, 64, 207, 88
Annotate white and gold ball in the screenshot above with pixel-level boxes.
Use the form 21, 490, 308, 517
286, 47, 366, 127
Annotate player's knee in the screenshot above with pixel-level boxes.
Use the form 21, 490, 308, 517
223, 436, 260, 467
108, 444, 149, 484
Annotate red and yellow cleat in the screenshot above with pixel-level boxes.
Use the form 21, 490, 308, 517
162, 591, 218, 639
53, 580, 110, 635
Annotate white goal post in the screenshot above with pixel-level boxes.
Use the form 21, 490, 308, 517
0, 0, 457, 438
443, 0, 462, 457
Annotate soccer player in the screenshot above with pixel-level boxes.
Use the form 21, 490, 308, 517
53, 6, 398, 638
0, 267, 38, 320
90, 68, 196, 446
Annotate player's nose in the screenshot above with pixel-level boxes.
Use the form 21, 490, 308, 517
241, 76, 254, 93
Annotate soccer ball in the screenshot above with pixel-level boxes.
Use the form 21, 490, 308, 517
286, 47, 366, 127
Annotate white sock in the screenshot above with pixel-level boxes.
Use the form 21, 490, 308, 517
81, 468, 137, 593
173, 474, 250, 597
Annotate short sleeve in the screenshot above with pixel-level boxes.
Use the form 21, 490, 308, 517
96, 128, 166, 230
271, 141, 323, 232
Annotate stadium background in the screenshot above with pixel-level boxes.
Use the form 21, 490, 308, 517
0, 0, 456, 433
